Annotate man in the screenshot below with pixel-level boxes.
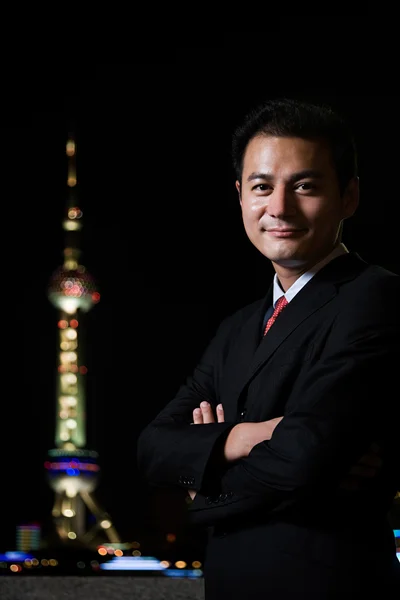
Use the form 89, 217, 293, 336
137, 97, 400, 597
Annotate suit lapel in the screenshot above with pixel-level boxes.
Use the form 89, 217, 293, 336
220, 290, 272, 422
249, 282, 336, 378
251, 252, 368, 375
225, 252, 368, 420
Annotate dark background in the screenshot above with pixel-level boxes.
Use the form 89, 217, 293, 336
3, 49, 399, 556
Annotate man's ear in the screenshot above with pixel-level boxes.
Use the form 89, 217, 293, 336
343, 176, 359, 219
235, 180, 242, 206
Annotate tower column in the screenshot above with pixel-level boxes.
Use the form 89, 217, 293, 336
45, 132, 120, 549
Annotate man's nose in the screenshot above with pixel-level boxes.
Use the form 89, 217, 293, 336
266, 186, 296, 218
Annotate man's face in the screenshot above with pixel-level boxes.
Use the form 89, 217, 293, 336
237, 135, 358, 272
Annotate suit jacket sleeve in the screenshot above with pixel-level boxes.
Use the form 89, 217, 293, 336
136, 314, 237, 494
188, 275, 400, 525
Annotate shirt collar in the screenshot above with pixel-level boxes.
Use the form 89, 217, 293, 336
272, 243, 349, 307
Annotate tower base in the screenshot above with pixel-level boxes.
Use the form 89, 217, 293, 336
45, 448, 121, 549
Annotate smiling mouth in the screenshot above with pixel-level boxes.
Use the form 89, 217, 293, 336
263, 228, 306, 237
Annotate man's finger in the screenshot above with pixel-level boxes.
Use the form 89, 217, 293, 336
193, 408, 204, 424
200, 401, 215, 423
217, 404, 225, 423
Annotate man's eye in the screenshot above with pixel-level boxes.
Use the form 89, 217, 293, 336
253, 184, 270, 191
296, 182, 314, 191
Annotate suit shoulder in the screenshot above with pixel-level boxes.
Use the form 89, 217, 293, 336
340, 263, 399, 322
213, 297, 265, 338
223, 297, 265, 323
357, 263, 399, 294
366, 262, 399, 278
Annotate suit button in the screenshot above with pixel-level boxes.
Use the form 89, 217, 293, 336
205, 496, 213, 505
219, 493, 227, 501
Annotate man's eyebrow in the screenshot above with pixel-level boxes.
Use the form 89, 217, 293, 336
246, 169, 324, 183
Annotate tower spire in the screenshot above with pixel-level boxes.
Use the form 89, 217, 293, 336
45, 128, 120, 548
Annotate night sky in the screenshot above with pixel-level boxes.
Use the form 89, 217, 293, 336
3, 54, 400, 554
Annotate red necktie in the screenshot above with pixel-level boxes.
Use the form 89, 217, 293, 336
263, 296, 288, 335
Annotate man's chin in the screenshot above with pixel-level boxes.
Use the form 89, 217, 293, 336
271, 257, 308, 268
262, 246, 307, 268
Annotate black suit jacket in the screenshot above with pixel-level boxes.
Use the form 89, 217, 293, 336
137, 253, 400, 598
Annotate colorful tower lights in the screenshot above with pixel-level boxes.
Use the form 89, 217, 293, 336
45, 133, 120, 548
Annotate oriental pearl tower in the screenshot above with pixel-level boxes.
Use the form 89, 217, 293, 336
45, 132, 120, 548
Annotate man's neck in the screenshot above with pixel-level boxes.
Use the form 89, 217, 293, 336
273, 244, 348, 292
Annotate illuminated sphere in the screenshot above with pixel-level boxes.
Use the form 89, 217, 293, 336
48, 266, 100, 313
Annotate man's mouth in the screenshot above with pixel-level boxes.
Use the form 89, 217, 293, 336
264, 228, 306, 238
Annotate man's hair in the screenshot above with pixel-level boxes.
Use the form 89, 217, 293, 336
231, 97, 358, 195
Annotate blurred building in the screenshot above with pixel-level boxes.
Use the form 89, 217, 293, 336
16, 524, 41, 552
45, 132, 120, 549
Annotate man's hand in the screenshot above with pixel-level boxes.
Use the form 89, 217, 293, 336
188, 402, 225, 500
224, 418, 283, 462
188, 402, 283, 499
192, 402, 283, 461
192, 401, 225, 425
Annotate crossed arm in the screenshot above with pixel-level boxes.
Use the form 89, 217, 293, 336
188, 401, 382, 500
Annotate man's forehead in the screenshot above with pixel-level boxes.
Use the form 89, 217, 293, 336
242, 135, 333, 172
